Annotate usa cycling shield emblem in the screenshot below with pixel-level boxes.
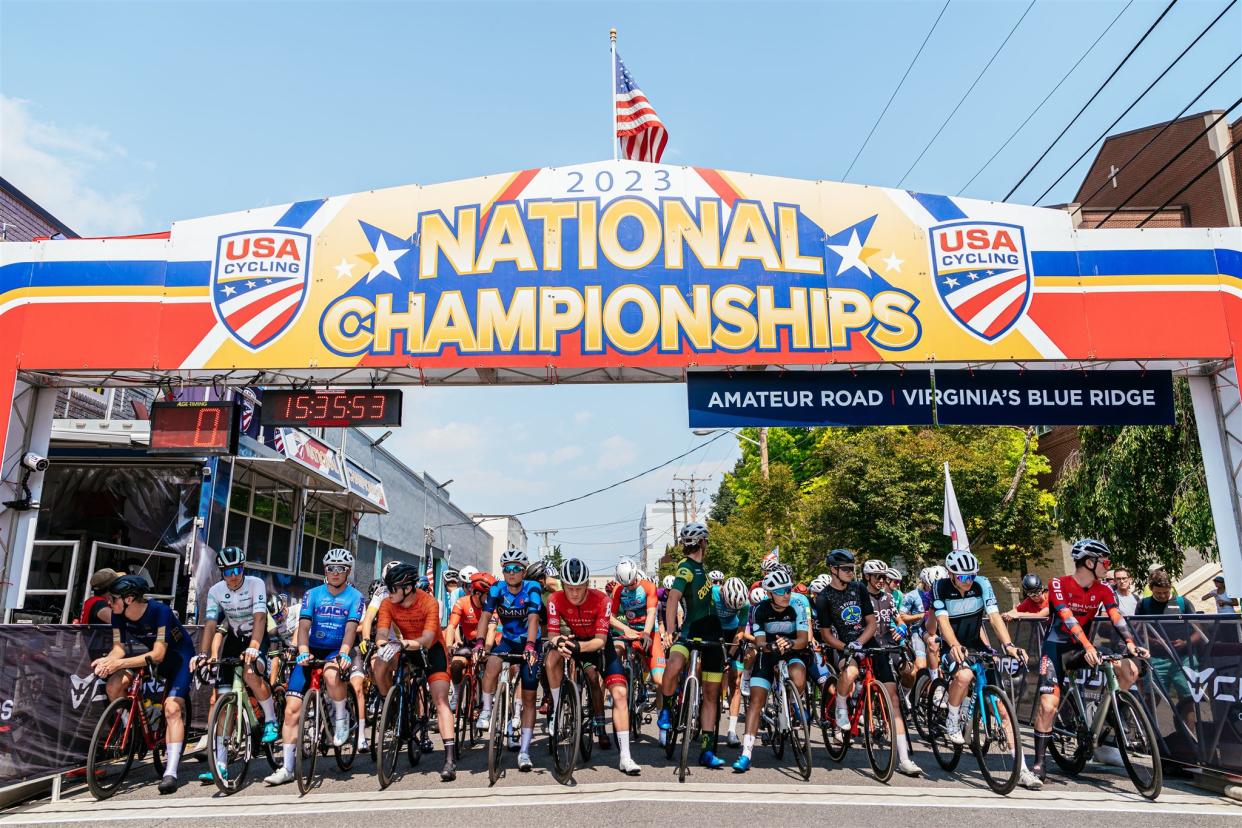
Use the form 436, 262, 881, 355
211, 229, 311, 351
929, 221, 1032, 342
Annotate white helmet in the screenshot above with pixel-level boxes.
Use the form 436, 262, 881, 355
762, 568, 793, 592
459, 565, 479, 580
944, 549, 979, 577
323, 547, 354, 568
499, 547, 527, 567
761, 550, 781, 573
749, 586, 768, 605
721, 577, 748, 610
918, 567, 938, 586
662, 575, 675, 590
708, 569, 725, 583
560, 557, 590, 586
616, 558, 641, 587
885, 567, 901, 582
862, 559, 888, 576
809, 574, 830, 594
679, 522, 708, 545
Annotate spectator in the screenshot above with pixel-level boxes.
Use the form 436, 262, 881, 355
1111, 567, 1138, 616
1200, 575, 1238, 613
1136, 570, 1202, 731
1141, 562, 1178, 598
78, 568, 121, 625
1003, 573, 1049, 621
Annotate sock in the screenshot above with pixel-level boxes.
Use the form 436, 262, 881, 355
896, 733, 911, 763
551, 687, 561, 711
520, 727, 533, 753
929, 666, 939, 679
742, 733, 755, 759
215, 737, 228, 766
1033, 731, 1051, 766
836, 694, 848, 714
617, 730, 631, 760
946, 704, 960, 726
442, 739, 455, 760
727, 715, 739, 736
283, 743, 296, 771
482, 692, 494, 713
259, 696, 277, 723
332, 698, 347, 722
164, 742, 184, 777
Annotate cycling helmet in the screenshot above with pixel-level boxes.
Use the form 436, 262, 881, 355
794, 583, 809, 595
560, 557, 590, 586
662, 575, 675, 590
323, 547, 354, 568
1070, 538, 1111, 562
216, 545, 246, 570
826, 549, 856, 567
470, 571, 496, 595
885, 567, 902, 582
108, 574, 149, 599
944, 549, 980, 576
418, 575, 431, 592
918, 567, 938, 586
778, 563, 795, 581
750, 586, 768, 604
368, 578, 384, 599
381, 560, 400, 578
708, 569, 725, 584
679, 522, 708, 545
1021, 573, 1044, 595
384, 562, 420, 593
525, 558, 548, 580
809, 574, 830, 594
267, 593, 288, 618
862, 559, 888, 576
761, 551, 781, 573
500, 547, 527, 567
443, 568, 460, 584
459, 565, 479, 580
721, 576, 748, 610
616, 558, 642, 587
762, 568, 793, 592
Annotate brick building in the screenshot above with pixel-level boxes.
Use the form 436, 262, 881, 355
0, 177, 78, 242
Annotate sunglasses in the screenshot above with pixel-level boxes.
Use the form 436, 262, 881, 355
954, 574, 976, 583
834, 566, 856, 574
222, 566, 244, 578
325, 564, 350, 574
502, 564, 525, 574
770, 587, 792, 596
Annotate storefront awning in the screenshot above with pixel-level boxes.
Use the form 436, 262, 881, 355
235, 428, 346, 493
321, 457, 389, 514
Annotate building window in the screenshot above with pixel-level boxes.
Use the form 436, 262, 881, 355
300, 501, 351, 577
224, 467, 296, 572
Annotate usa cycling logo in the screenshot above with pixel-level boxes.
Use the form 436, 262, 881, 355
929, 221, 1032, 342
841, 605, 862, 625
211, 230, 311, 351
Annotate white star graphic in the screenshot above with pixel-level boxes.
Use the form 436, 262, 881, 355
827, 230, 871, 278
220, 284, 237, 296
264, 278, 273, 284
882, 251, 904, 273
943, 276, 960, 289
366, 235, 409, 283
245, 280, 257, 289
967, 272, 979, 280
334, 258, 355, 279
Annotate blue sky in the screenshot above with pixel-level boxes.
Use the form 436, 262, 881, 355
2, 0, 1238, 567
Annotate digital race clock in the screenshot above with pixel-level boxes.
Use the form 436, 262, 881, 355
148, 400, 240, 455
259, 389, 403, 427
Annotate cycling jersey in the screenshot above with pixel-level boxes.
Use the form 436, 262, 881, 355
377, 589, 443, 646
205, 575, 267, 635
899, 589, 925, 631
1047, 575, 1132, 646
814, 582, 874, 646
449, 595, 483, 642
1015, 594, 1049, 614
710, 585, 749, 633
441, 585, 465, 627
932, 576, 999, 648
612, 580, 658, 631
547, 589, 612, 640
867, 587, 901, 645
790, 591, 813, 636
483, 580, 542, 642
300, 584, 365, 650
112, 600, 195, 699
750, 599, 808, 643
671, 557, 714, 632
267, 603, 300, 649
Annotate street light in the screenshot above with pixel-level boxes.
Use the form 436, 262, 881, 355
691, 427, 761, 447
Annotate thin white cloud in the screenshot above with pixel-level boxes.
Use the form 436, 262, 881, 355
597, 434, 637, 470
0, 96, 148, 235
573, 410, 593, 424
551, 445, 582, 464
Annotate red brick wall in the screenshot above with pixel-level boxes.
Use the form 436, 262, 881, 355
0, 183, 75, 242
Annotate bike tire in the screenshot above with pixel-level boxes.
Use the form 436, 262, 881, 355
579, 679, 595, 763
407, 680, 427, 767
335, 691, 358, 771
821, 676, 850, 763
263, 686, 284, 770
86, 697, 137, 800
909, 670, 931, 743
207, 692, 251, 794
864, 681, 896, 783
1049, 692, 1089, 776
295, 689, 321, 796
663, 695, 679, 760
786, 679, 812, 780
677, 676, 699, 783
453, 678, 472, 759
1113, 690, 1162, 800
926, 678, 962, 772
972, 685, 1020, 796
486, 682, 508, 787
376, 685, 402, 789
771, 693, 786, 760
550, 678, 580, 784
629, 661, 644, 742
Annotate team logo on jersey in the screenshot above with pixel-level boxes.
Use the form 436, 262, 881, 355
929, 221, 1032, 342
212, 230, 311, 351
841, 604, 862, 625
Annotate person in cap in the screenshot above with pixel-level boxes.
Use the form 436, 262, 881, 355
1200, 574, 1238, 613
78, 568, 121, 625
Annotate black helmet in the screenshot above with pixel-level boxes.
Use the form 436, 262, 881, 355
1021, 573, 1044, 595
108, 574, 149, 599
826, 549, 855, 567
216, 545, 246, 570
384, 563, 420, 593
525, 558, 549, 580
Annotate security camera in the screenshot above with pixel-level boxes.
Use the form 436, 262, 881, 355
21, 453, 48, 473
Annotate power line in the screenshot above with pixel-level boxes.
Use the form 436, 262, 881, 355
1072, 52, 1242, 219
1032, 0, 1238, 205
956, 0, 1134, 196
841, 0, 951, 180
1136, 133, 1242, 227
895, 0, 1036, 188
1092, 97, 1240, 226
1004, 0, 1179, 201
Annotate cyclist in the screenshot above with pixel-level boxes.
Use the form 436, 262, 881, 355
861, 558, 921, 776
886, 566, 904, 606
264, 548, 365, 786
716, 576, 750, 748
732, 567, 808, 772
897, 571, 930, 683
546, 558, 641, 775
266, 592, 297, 687
708, 569, 725, 588
1003, 573, 1050, 621
441, 569, 464, 627
191, 546, 278, 781
610, 557, 660, 685
932, 548, 1039, 789
372, 562, 458, 781
90, 575, 195, 795
446, 571, 496, 708
658, 522, 728, 769
1030, 539, 1147, 784
473, 547, 542, 772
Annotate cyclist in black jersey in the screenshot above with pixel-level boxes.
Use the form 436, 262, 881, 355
814, 549, 875, 732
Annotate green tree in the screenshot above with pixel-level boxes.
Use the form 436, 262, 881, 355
708, 463, 806, 581
544, 543, 565, 570
1056, 379, 1214, 576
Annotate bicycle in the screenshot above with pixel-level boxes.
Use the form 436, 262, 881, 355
618, 635, 651, 742
375, 646, 432, 789
453, 655, 481, 759
821, 645, 899, 782
662, 638, 724, 784
293, 658, 359, 796
924, 648, 1022, 795
1048, 651, 1161, 800
485, 652, 530, 786
549, 647, 607, 784
753, 643, 812, 780
86, 658, 185, 800
201, 657, 278, 794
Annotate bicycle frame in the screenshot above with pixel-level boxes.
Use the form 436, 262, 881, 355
1060, 660, 1121, 751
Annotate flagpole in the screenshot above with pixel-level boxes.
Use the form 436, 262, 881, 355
610, 28, 618, 162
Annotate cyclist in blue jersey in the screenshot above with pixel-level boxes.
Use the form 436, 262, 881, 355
91, 575, 196, 795
713, 576, 751, 749
473, 546, 542, 772
265, 548, 365, 786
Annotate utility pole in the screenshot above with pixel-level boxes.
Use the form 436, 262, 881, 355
759, 427, 770, 480
674, 475, 710, 521
531, 529, 558, 558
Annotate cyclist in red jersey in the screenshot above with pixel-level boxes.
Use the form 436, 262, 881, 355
1031, 538, 1148, 783
544, 558, 639, 775
447, 573, 496, 695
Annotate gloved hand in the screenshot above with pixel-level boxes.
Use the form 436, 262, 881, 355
296, 651, 312, 666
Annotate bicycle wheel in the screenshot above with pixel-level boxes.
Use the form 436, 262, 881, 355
486, 682, 508, 786
677, 676, 699, 783
663, 694, 679, 760
376, 685, 402, 789
1049, 691, 1089, 776
972, 685, 1020, 796
263, 686, 284, 769
335, 691, 358, 771
863, 681, 896, 782
86, 697, 137, 800
770, 692, 786, 759
926, 678, 962, 772
786, 679, 812, 780
909, 671, 931, 742
579, 679, 595, 763
295, 690, 321, 796
629, 661, 644, 741
207, 692, 252, 794
454, 677, 474, 758
407, 679, 427, 767
1112, 690, 1162, 800
550, 678, 580, 784
821, 676, 850, 763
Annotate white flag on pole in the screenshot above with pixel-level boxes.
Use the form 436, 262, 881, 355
943, 461, 970, 550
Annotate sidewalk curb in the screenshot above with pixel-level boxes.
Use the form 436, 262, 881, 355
1224, 784, 1242, 803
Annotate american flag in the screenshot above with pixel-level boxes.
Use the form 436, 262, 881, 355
615, 53, 668, 163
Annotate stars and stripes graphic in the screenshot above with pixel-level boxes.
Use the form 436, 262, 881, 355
936, 266, 1031, 340
615, 53, 668, 163
930, 222, 1032, 342
214, 273, 306, 350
